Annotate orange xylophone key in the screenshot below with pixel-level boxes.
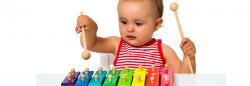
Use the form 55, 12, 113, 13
146, 64, 160, 86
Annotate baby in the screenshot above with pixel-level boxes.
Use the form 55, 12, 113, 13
75, 0, 196, 73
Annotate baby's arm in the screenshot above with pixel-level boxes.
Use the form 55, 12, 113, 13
162, 44, 181, 73
162, 43, 196, 73
76, 15, 119, 54
85, 36, 120, 54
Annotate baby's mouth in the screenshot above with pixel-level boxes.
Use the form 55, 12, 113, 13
126, 35, 137, 40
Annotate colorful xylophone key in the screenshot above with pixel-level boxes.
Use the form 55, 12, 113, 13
61, 68, 80, 86
117, 66, 134, 86
131, 65, 147, 86
103, 66, 120, 86
146, 64, 160, 86
160, 64, 174, 86
75, 67, 94, 86
88, 67, 107, 86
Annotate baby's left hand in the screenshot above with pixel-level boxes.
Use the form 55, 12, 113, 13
180, 38, 196, 59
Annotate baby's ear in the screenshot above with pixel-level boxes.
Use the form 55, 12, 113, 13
154, 18, 163, 31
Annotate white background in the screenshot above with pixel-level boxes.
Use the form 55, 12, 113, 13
0, 0, 249, 86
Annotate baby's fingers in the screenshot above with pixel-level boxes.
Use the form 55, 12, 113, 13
75, 26, 81, 34
186, 49, 195, 58
180, 38, 189, 48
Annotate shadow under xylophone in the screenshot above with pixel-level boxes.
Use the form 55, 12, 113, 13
61, 64, 174, 86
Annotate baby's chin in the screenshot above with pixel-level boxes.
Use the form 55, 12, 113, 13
124, 39, 145, 46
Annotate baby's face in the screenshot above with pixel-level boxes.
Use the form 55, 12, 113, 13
118, 0, 159, 46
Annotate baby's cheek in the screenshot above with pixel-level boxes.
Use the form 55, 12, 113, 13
119, 30, 126, 36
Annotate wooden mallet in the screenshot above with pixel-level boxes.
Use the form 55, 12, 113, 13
170, 2, 194, 74
80, 11, 91, 60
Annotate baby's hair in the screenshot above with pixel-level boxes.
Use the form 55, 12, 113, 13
154, 0, 164, 18
118, 0, 164, 18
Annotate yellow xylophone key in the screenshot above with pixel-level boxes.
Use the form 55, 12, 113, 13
131, 65, 146, 86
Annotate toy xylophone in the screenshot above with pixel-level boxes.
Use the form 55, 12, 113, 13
61, 64, 174, 86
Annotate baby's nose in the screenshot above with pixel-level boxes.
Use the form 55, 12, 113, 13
127, 24, 135, 32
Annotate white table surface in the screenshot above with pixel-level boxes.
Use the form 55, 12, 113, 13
36, 73, 225, 86
174, 74, 225, 86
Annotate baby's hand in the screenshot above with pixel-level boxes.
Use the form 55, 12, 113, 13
180, 38, 196, 59
75, 14, 96, 34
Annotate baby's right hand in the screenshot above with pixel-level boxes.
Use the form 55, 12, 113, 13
75, 14, 97, 34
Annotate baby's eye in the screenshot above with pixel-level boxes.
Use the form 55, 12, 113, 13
120, 20, 127, 25
135, 22, 143, 26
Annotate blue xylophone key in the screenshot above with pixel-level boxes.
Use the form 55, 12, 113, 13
88, 67, 107, 86
75, 71, 94, 86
